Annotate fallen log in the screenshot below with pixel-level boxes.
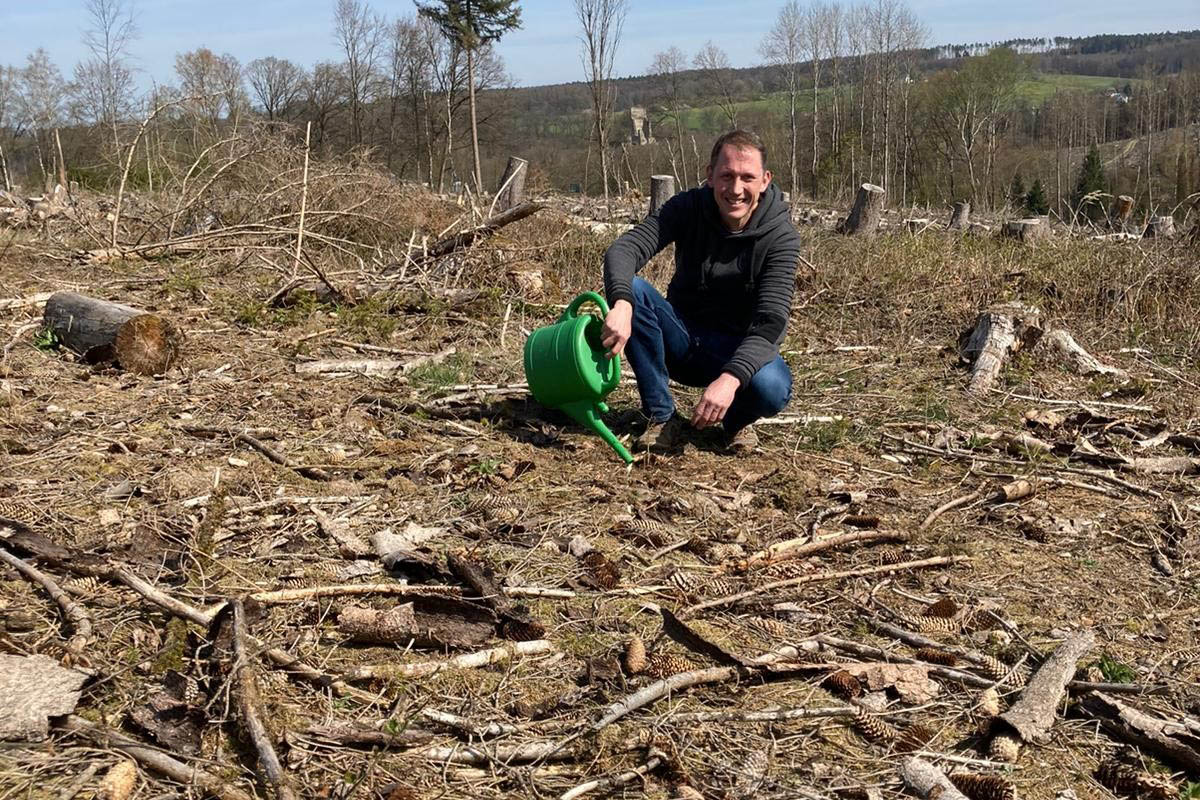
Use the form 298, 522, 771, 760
838, 183, 884, 236
1044, 329, 1127, 380
426, 202, 544, 258
900, 756, 969, 800
959, 302, 1043, 396
1077, 692, 1200, 773
42, 291, 183, 375
990, 629, 1095, 759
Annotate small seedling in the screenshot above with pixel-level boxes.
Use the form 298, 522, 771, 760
1098, 653, 1137, 683
33, 327, 59, 351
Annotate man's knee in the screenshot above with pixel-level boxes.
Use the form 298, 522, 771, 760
747, 360, 792, 414
631, 276, 656, 305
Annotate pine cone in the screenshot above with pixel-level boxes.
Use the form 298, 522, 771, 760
616, 518, 670, 546
851, 706, 897, 744
925, 597, 960, 618
706, 576, 740, 598
988, 732, 1021, 763
825, 669, 863, 699
645, 652, 694, 678
581, 550, 620, 589
746, 616, 789, 639
898, 721, 937, 752
843, 514, 881, 529
0, 499, 37, 530
99, 760, 138, 800
623, 636, 647, 675
980, 655, 1028, 687
668, 570, 706, 598
913, 614, 963, 634
949, 773, 1017, 800
977, 686, 1002, 717
878, 548, 904, 565
64, 576, 101, 596
914, 647, 958, 666
760, 561, 809, 580
1096, 759, 1141, 795
870, 487, 901, 498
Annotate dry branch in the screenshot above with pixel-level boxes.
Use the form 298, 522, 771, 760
230, 600, 298, 800
740, 530, 910, 571
668, 706, 856, 723
57, 715, 253, 800
959, 303, 1043, 396
591, 666, 740, 732
919, 487, 986, 531
341, 640, 556, 682
1077, 692, 1200, 772
336, 597, 496, 647
426, 202, 544, 258
1044, 329, 1128, 380
0, 547, 92, 661
447, 551, 545, 640
295, 347, 456, 378
900, 757, 970, 800
249, 583, 460, 605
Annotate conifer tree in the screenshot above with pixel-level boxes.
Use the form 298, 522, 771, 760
416, 0, 522, 195
1071, 143, 1106, 221
1009, 172, 1026, 208
1025, 178, 1049, 215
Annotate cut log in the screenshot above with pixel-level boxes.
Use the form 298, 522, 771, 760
1002, 217, 1050, 244
899, 757, 969, 800
838, 183, 885, 236
494, 156, 528, 214
947, 200, 970, 231
1078, 692, 1200, 773
993, 629, 1095, 752
336, 595, 497, 648
1143, 215, 1176, 239
42, 291, 183, 375
1110, 195, 1134, 230
958, 303, 1043, 396
649, 175, 675, 217
1043, 329, 1128, 380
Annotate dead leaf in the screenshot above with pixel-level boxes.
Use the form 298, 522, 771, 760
0, 654, 88, 741
842, 662, 941, 704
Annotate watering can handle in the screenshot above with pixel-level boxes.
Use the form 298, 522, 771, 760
562, 291, 610, 321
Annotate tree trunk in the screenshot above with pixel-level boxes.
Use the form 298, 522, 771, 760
958, 302, 1043, 397
467, 47, 482, 195
42, 292, 184, 376
947, 200, 970, 231
1143, 215, 1175, 239
495, 156, 528, 214
1002, 217, 1050, 244
649, 174, 675, 217
838, 183, 884, 236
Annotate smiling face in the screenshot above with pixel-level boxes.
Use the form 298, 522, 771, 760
706, 144, 772, 231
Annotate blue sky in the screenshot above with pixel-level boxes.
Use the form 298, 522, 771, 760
2, 0, 1198, 90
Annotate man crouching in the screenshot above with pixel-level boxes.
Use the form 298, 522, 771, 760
600, 129, 801, 454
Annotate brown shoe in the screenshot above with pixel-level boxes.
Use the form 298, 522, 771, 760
725, 424, 759, 454
636, 414, 685, 452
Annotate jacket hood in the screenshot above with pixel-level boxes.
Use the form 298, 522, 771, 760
702, 182, 791, 239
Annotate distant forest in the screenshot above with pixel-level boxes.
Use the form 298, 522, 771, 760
1, 0, 1196, 221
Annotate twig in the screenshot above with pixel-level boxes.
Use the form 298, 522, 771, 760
560, 754, 664, 800
591, 667, 740, 733
685, 556, 970, 614
742, 530, 910, 571
667, 705, 856, 723
249, 583, 460, 605
0, 546, 92, 660
1, 322, 38, 365
56, 762, 102, 800
56, 715, 254, 800
291, 121, 312, 281
919, 487, 986, 531
342, 640, 557, 681
231, 599, 299, 800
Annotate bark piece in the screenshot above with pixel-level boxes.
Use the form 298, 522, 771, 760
900, 756, 970, 800
447, 551, 544, 640
649, 175, 675, 216
42, 291, 183, 375
1002, 217, 1050, 244
842, 662, 940, 703
494, 156, 528, 213
337, 595, 496, 647
0, 654, 87, 741
839, 183, 885, 236
1044, 329, 1128, 380
948, 200, 970, 231
959, 302, 1043, 396
1078, 692, 1200, 773
995, 629, 1095, 745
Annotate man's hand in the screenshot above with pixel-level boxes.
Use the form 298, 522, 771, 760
692, 372, 740, 429
600, 299, 633, 359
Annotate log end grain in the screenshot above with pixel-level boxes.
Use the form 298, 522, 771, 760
114, 314, 184, 375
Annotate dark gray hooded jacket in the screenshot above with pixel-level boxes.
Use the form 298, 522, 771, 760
603, 182, 801, 386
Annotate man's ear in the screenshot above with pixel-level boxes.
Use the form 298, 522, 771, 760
763, 169, 773, 187
705, 164, 713, 185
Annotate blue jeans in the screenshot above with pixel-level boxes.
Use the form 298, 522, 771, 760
623, 277, 792, 434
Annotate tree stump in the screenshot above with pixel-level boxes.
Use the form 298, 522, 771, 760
1110, 195, 1134, 231
838, 183, 884, 236
958, 303, 1043, 396
42, 292, 183, 375
780, 191, 791, 205
906, 218, 931, 234
947, 200, 970, 231
1143, 215, 1176, 239
494, 156, 528, 214
1002, 217, 1050, 244
649, 175, 675, 217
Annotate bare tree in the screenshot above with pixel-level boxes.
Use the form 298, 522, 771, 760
333, 0, 384, 147
74, 0, 138, 151
246, 57, 305, 120
649, 46, 691, 187
694, 41, 738, 129
304, 62, 347, 151
175, 48, 243, 130
801, 3, 832, 197
576, 0, 628, 210
0, 66, 19, 190
761, 2, 802, 199
18, 49, 68, 183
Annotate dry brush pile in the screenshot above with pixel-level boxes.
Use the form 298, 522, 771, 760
1, 136, 1199, 799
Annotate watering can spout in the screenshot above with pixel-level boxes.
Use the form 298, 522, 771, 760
561, 400, 633, 464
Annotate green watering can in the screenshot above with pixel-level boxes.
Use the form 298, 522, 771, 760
523, 291, 634, 464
